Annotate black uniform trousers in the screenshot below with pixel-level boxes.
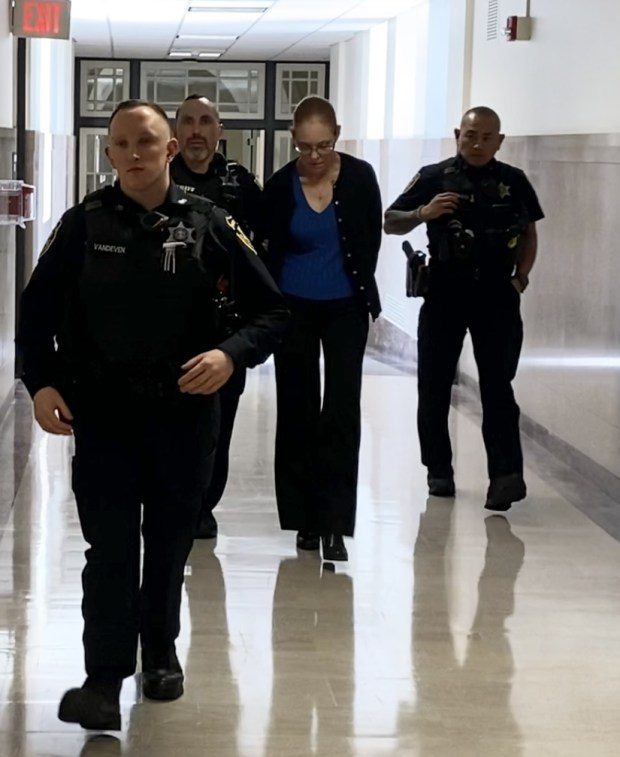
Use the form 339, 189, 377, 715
71, 390, 218, 679
417, 278, 524, 480
202, 368, 246, 512
274, 296, 369, 537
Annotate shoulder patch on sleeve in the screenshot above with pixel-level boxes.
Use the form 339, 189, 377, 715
403, 173, 421, 193
225, 215, 257, 254
39, 220, 62, 258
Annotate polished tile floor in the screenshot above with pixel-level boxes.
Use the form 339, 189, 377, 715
1, 359, 620, 756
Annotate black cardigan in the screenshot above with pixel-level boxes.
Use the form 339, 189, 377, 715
260, 152, 382, 320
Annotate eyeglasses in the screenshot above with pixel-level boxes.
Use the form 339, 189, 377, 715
294, 142, 335, 156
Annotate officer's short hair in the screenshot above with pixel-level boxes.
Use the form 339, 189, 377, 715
461, 106, 501, 132
175, 95, 221, 123
108, 100, 172, 136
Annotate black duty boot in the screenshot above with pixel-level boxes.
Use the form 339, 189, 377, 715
296, 531, 320, 550
141, 645, 184, 701
485, 473, 527, 512
321, 534, 348, 562
58, 676, 122, 731
427, 473, 456, 497
195, 510, 218, 539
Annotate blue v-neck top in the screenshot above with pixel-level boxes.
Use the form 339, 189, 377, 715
278, 173, 354, 300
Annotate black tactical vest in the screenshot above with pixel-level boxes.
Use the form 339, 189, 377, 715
428, 159, 529, 278
170, 153, 255, 236
66, 188, 221, 385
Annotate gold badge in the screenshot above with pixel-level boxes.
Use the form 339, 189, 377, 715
225, 215, 256, 254
39, 220, 62, 257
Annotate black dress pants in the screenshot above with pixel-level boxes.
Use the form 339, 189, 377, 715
417, 279, 524, 479
71, 392, 218, 679
274, 296, 369, 537
202, 368, 246, 512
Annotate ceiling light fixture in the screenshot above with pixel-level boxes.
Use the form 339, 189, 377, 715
198, 52, 223, 58
176, 34, 238, 40
188, 0, 273, 9
169, 51, 192, 57
188, 6, 270, 12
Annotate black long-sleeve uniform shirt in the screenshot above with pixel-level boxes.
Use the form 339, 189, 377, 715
17, 182, 288, 398
170, 152, 262, 239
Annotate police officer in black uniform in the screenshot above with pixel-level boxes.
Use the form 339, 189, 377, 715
384, 106, 544, 511
171, 94, 262, 539
16, 100, 287, 731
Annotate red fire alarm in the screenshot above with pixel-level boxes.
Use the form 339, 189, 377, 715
503, 15, 532, 41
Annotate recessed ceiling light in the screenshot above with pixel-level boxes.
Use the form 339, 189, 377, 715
188, 0, 273, 8
188, 6, 269, 11
169, 51, 192, 57
176, 34, 238, 40
198, 52, 223, 58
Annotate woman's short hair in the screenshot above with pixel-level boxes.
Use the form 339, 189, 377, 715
293, 96, 338, 132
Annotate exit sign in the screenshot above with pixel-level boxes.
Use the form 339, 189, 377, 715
12, 0, 71, 40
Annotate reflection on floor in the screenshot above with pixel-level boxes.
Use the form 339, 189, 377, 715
1, 359, 619, 756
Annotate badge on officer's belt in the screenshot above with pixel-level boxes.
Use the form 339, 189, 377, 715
166, 221, 195, 246
225, 215, 256, 254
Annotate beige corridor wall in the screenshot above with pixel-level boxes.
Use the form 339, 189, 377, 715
470, 0, 620, 135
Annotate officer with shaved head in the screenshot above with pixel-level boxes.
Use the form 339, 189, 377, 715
171, 94, 263, 539
385, 107, 544, 511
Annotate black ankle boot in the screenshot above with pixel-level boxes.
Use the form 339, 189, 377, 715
142, 645, 184, 701
58, 676, 122, 730
485, 474, 526, 511
321, 534, 348, 562
427, 473, 455, 497
296, 531, 320, 550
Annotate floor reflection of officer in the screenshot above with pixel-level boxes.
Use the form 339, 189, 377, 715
171, 95, 263, 540
79, 734, 121, 756
16, 100, 287, 731
125, 545, 239, 755
385, 107, 544, 510
266, 558, 354, 756
403, 501, 524, 754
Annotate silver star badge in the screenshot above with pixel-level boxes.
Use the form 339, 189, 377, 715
498, 182, 511, 199
166, 221, 195, 245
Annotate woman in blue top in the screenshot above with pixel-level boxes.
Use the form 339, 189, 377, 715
261, 97, 382, 561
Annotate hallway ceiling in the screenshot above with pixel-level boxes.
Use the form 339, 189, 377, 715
70, 0, 419, 61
